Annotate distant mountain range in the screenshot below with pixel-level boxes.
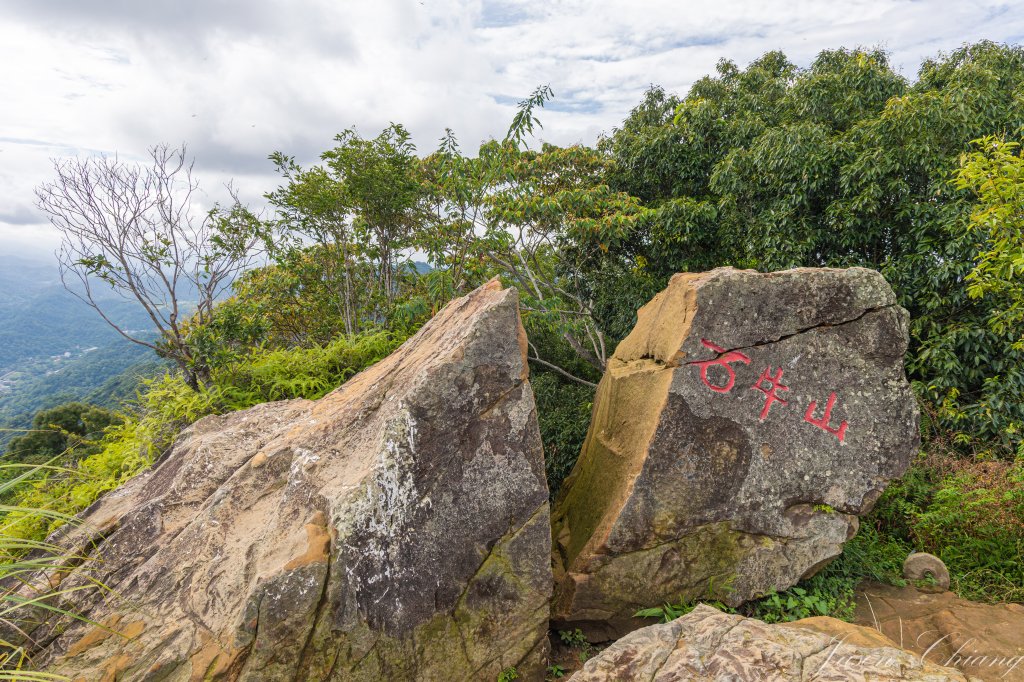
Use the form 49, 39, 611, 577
0, 255, 157, 368
0, 254, 435, 452
0, 255, 165, 451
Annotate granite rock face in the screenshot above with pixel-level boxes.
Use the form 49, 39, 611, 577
570, 605, 976, 681
551, 267, 918, 639
31, 280, 552, 681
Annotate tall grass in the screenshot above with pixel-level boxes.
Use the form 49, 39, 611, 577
0, 461, 105, 680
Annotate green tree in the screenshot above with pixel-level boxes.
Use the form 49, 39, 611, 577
956, 137, 1024, 343
416, 88, 648, 383
598, 42, 1024, 448
266, 155, 364, 335
5, 402, 121, 465
323, 124, 424, 308
482, 139, 647, 379
418, 128, 494, 295
266, 125, 425, 335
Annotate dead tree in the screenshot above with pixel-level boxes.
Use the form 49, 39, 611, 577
35, 143, 264, 390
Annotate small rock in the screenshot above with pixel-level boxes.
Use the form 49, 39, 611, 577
903, 552, 951, 592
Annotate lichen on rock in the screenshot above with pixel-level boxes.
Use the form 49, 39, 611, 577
569, 604, 975, 681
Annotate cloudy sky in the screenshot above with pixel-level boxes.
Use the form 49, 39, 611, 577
2, 0, 1023, 259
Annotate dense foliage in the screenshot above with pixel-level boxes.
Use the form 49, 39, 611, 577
596, 42, 1024, 450
5, 402, 121, 466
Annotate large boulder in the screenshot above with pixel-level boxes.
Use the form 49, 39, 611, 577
551, 267, 918, 639
569, 605, 977, 681
29, 280, 552, 681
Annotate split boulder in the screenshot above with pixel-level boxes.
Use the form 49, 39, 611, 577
551, 267, 918, 638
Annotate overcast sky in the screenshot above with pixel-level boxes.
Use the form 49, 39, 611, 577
2, 0, 1023, 260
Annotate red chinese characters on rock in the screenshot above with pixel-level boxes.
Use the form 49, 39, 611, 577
687, 339, 751, 393
803, 392, 849, 442
750, 366, 789, 421
689, 338, 851, 442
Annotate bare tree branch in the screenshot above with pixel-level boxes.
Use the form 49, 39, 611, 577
525, 340, 597, 387
35, 143, 264, 390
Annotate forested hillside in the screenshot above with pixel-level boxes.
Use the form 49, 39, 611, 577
2, 42, 1023, 666
0, 256, 162, 450
0, 256, 153, 367
0, 343, 162, 452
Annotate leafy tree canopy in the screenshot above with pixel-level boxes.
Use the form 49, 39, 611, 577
596, 41, 1024, 449
5, 402, 121, 465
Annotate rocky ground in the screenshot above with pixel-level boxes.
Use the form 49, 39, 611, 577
569, 604, 975, 681
854, 583, 1024, 681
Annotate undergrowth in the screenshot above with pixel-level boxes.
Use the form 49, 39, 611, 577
531, 373, 594, 499
0, 460, 106, 678
0, 330, 406, 552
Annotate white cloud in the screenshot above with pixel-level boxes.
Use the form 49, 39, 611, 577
2, 0, 1023, 259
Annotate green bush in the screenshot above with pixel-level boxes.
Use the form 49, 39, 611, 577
748, 586, 838, 623
877, 449, 1024, 602
635, 595, 735, 623
531, 372, 594, 497
1, 419, 155, 546
213, 330, 406, 405
922, 470, 1024, 602
5, 403, 122, 467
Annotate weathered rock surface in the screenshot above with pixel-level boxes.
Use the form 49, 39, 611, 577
551, 267, 918, 639
569, 604, 977, 681
855, 583, 1024, 681
29, 280, 552, 681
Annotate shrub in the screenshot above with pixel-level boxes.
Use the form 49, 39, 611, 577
0, 419, 154, 545
904, 455, 1024, 602
211, 329, 407, 406
530, 373, 594, 497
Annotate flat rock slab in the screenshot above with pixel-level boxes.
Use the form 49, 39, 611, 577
855, 583, 1024, 681
570, 604, 975, 681
551, 267, 918, 639
30, 280, 552, 681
